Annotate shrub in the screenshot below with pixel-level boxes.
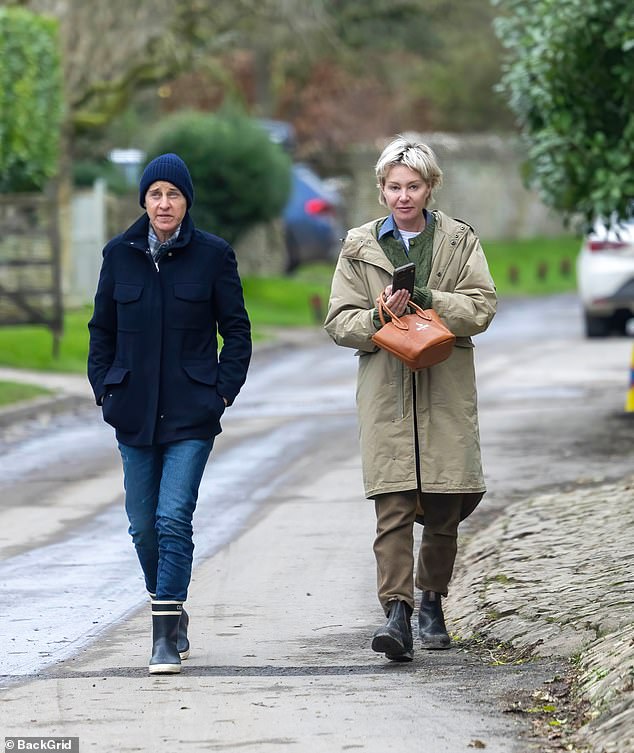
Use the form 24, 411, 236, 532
494, 0, 634, 226
0, 8, 63, 193
144, 111, 292, 244
73, 159, 131, 195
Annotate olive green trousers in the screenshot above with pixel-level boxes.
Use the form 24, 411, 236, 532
373, 491, 463, 614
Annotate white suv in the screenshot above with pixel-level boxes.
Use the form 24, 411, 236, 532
576, 210, 634, 337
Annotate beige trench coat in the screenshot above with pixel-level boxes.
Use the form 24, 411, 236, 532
324, 211, 497, 505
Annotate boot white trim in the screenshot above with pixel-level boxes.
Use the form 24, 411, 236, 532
151, 600, 183, 616
149, 663, 181, 675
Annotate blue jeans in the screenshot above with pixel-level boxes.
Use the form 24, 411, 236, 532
118, 438, 214, 601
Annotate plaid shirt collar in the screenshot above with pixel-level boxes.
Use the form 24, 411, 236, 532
148, 224, 181, 260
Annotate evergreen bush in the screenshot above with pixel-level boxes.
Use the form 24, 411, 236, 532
144, 111, 292, 244
73, 159, 131, 195
0, 8, 63, 192
494, 0, 634, 226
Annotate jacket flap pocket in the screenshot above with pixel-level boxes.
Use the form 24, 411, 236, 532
454, 336, 474, 349
104, 366, 130, 385
113, 283, 143, 303
182, 361, 217, 386
174, 283, 211, 302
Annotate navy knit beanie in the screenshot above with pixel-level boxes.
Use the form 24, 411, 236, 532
139, 153, 194, 209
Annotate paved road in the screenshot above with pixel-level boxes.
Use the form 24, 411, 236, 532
0, 294, 631, 752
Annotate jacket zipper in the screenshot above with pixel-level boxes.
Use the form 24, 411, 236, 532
147, 248, 159, 272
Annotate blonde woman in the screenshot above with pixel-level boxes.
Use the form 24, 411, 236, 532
325, 136, 496, 661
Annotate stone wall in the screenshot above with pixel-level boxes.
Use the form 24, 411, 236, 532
346, 133, 568, 240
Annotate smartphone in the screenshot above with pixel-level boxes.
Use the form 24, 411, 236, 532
392, 262, 416, 296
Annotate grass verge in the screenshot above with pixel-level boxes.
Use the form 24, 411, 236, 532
485, 235, 580, 296
0, 381, 52, 407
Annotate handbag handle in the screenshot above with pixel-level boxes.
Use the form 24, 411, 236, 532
376, 296, 433, 330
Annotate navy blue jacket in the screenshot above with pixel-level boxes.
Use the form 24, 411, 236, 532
87, 213, 251, 446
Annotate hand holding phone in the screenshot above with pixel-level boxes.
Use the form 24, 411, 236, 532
392, 262, 415, 296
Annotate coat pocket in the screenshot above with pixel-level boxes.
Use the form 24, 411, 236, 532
182, 361, 225, 420
172, 283, 212, 330
454, 336, 474, 349
113, 283, 143, 332
103, 365, 130, 387
101, 366, 141, 432
182, 361, 217, 386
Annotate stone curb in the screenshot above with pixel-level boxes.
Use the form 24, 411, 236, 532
0, 393, 94, 427
447, 477, 634, 753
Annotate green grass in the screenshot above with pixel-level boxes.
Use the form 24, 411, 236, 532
0, 237, 580, 377
0, 380, 52, 407
485, 235, 580, 296
242, 263, 333, 330
0, 307, 92, 373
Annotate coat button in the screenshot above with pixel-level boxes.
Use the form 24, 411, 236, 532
160, 414, 164, 419
168, 252, 172, 256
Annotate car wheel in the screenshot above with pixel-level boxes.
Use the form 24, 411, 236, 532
614, 310, 634, 336
584, 311, 611, 338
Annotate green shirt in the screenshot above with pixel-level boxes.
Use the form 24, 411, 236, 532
373, 212, 434, 327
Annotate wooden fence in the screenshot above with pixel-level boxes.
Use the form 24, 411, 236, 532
0, 189, 63, 356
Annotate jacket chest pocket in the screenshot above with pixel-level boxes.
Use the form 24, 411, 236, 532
114, 283, 143, 332
171, 283, 212, 329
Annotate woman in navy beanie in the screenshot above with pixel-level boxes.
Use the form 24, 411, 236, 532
138, 153, 194, 209
88, 152, 252, 674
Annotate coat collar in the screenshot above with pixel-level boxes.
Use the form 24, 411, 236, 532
340, 210, 472, 272
340, 217, 388, 268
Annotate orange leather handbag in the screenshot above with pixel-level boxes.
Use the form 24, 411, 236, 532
371, 297, 455, 370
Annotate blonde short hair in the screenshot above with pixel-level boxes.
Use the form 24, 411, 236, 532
375, 136, 443, 207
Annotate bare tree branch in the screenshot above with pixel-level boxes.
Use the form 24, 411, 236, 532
18, 0, 327, 134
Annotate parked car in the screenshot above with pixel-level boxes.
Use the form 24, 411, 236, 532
257, 119, 346, 273
282, 163, 345, 273
576, 209, 634, 337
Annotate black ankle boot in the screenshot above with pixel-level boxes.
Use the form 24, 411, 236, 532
418, 591, 451, 650
178, 607, 190, 660
149, 601, 182, 674
371, 600, 413, 661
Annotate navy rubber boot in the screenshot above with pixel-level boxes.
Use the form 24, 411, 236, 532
178, 607, 190, 660
149, 601, 182, 674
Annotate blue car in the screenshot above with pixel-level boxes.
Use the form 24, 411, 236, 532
257, 119, 346, 273
283, 162, 345, 273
